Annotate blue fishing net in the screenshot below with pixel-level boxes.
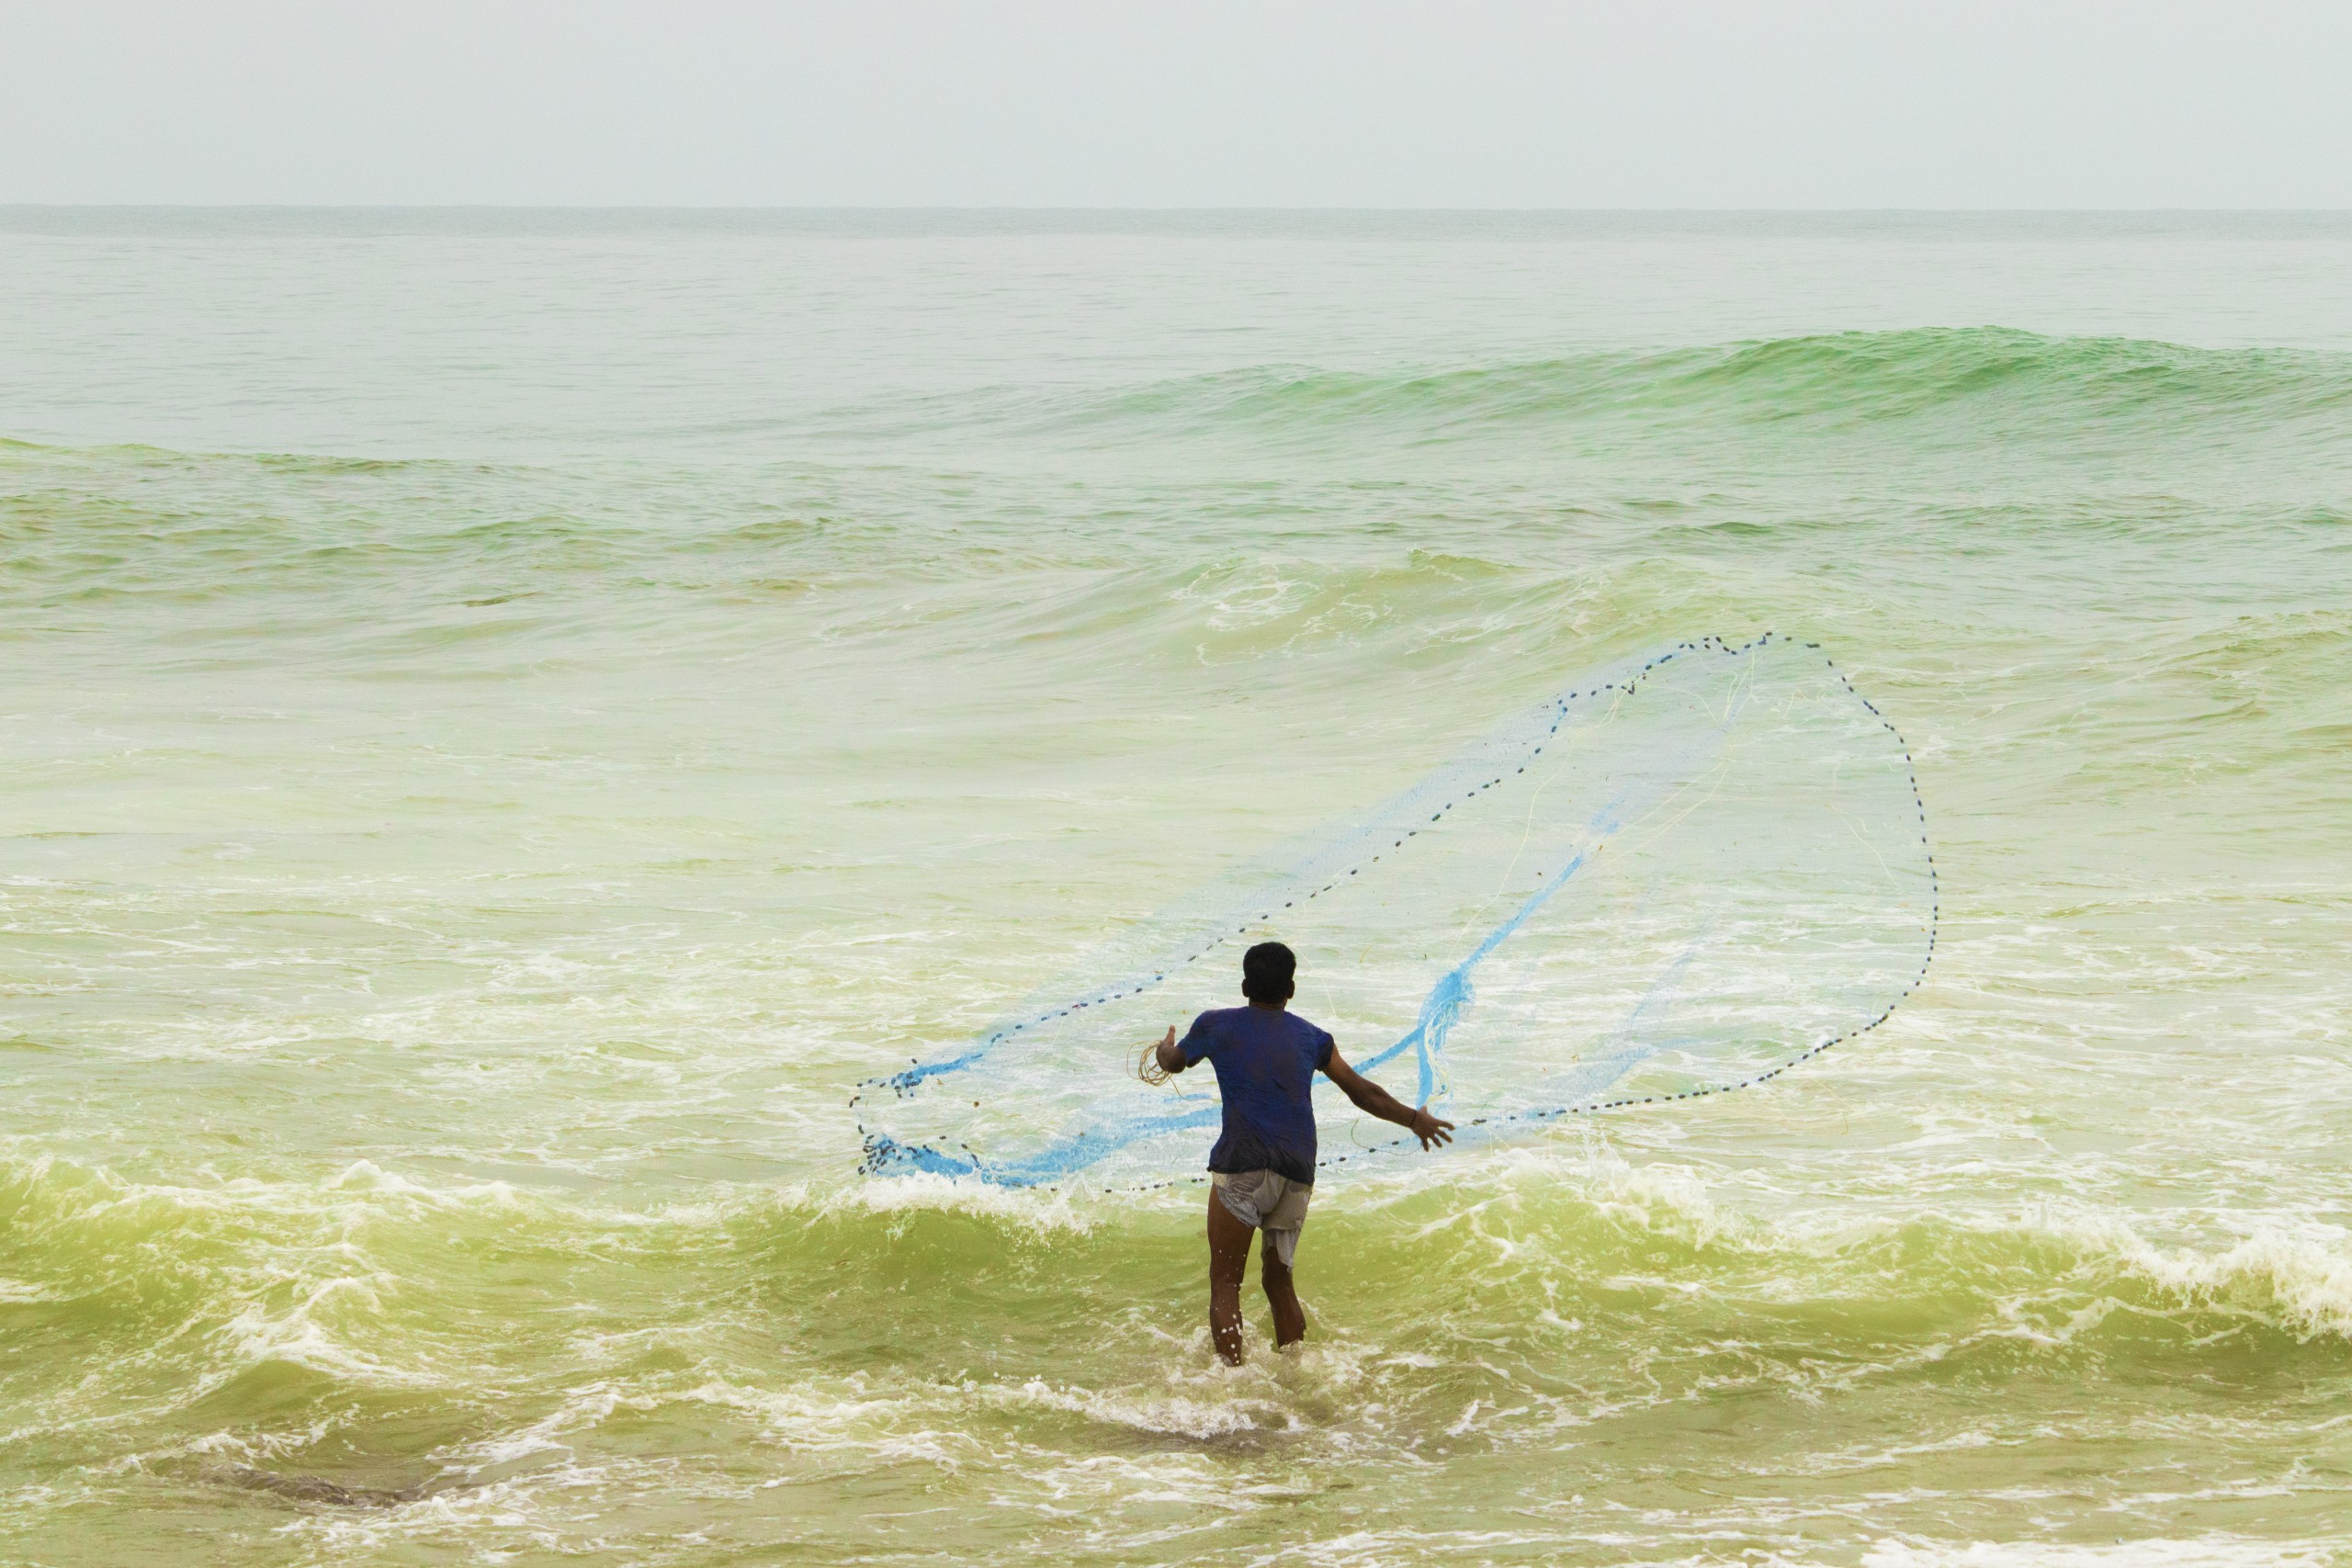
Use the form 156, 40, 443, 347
856, 634, 1936, 1190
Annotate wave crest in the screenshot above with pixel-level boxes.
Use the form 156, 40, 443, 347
1012, 328, 2352, 449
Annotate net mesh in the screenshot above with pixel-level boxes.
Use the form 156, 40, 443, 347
855, 634, 1937, 1190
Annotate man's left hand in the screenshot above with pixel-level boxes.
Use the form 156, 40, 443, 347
1409, 1107, 1456, 1151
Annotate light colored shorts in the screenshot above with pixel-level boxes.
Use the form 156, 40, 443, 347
1213, 1169, 1312, 1269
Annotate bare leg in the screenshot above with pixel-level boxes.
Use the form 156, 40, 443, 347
1261, 1232, 1306, 1349
1205, 1189, 1254, 1365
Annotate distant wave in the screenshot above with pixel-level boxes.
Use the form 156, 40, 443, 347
794, 327, 2352, 453
1079, 328, 2352, 437
5, 327, 2345, 608
9, 329, 2350, 468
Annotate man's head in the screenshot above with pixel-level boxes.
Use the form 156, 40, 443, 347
1241, 942, 1296, 1006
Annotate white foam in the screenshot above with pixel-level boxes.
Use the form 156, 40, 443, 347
1863, 1539, 2334, 1568
814, 1168, 1108, 1232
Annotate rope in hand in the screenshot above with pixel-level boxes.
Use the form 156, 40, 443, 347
1136, 1037, 1172, 1086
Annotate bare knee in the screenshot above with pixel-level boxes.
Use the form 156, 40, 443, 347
1206, 1192, 1254, 1292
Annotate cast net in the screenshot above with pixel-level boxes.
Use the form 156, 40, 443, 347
855, 634, 1936, 1190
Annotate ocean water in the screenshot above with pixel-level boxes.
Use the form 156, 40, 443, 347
2, 209, 2348, 1567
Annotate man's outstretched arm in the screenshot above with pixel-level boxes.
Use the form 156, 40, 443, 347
1321, 1048, 1454, 1150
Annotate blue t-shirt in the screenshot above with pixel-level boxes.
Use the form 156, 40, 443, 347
1178, 1005, 1335, 1186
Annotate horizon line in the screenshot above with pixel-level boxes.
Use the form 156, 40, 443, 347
6, 202, 2352, 215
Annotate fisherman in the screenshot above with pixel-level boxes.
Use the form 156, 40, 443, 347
1153, 942, 1453, 1364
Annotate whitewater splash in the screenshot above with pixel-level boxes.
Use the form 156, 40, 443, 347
857, 634, 1937, 1190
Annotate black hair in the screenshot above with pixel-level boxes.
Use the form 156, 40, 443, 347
1241, 942, 1296, 1004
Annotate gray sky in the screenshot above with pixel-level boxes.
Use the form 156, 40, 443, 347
6, 1, 2349, 208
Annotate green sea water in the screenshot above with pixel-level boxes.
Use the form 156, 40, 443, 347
2, 210, 2349, 1567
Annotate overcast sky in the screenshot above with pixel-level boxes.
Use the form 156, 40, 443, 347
6, 1, 2348, 209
